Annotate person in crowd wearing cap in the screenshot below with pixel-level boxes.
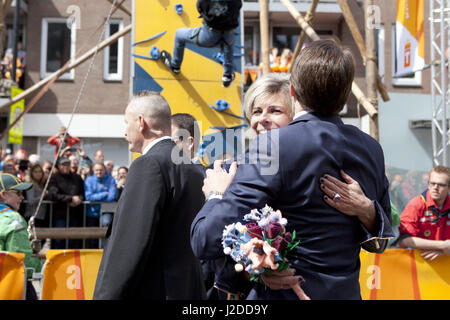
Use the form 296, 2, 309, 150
0, 173, 41, 299
399, 165, 450, 261
47, 157, 85, 249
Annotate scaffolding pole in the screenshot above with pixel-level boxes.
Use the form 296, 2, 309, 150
259, 0, 270, 74
430, 0, 450, 166
280, 0, 377, 118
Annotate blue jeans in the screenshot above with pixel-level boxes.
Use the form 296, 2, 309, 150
171, 24, 235, 76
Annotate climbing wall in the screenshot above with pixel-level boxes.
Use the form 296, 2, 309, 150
133, 0, 245, 165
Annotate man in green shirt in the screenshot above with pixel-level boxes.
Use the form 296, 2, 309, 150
0, 173, 42, 299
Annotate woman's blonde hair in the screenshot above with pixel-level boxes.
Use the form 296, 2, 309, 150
243, 73, 293, 123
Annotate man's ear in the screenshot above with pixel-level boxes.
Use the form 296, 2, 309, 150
0, 190, 6, 200
187, 136, 195, 152
290, 83, 295, 97
138, 115, 146, 132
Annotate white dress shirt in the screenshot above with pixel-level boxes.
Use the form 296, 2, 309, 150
141, 136, 173, 155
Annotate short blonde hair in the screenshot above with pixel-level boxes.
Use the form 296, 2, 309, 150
128, 91, 172, 133
243, 73, 293, 123
431, 165, 450, 185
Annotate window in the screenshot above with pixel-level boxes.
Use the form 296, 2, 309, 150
375, 24, 385, 78
103, 19, 123, 81
41, 18, 76, 80
244, 23, 260, 66
272, 26, 300, 54
391, 24, 421, 86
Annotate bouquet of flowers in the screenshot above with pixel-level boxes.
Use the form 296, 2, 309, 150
222, 205, 310, 300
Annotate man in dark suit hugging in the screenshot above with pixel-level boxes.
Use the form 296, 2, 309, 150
94, 91, 205, 299
191, 40, 394, 300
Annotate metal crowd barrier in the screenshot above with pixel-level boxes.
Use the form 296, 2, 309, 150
22, 200, 118, 249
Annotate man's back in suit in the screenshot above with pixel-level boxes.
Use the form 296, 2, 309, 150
94, 91, 205, 300
94, 139, 205, 299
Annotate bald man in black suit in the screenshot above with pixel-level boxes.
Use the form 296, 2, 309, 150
94, 91, 205, 299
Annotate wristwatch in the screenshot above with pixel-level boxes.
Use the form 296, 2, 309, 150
205, 190, 224, 201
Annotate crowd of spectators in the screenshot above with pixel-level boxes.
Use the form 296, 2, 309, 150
0, 128, 129, 250
386, 166, 430, 213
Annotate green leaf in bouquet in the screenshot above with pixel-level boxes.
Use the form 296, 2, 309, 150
292, 230, 296, 241
277, 261, 290, 271
287, 240, 301, 252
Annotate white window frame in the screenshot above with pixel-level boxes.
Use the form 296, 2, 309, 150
391, 23, 422, 87
40, 17, 76, 80
376, 24, 385, 78
103, 19, 123, 82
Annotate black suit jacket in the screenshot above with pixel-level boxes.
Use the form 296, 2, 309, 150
94, 139, 206, 299
191, 113, 394, 300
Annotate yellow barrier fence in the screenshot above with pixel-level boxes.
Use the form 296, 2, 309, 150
40, 249, 103, 300
3, 248, 444, 300
359, 248, 450, 300
0, 251, 26, 300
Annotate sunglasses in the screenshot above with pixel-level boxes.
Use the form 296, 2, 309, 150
7, 190, 23, 196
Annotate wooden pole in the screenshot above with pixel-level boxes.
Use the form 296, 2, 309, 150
34, 227, 107, 239
259, 0, 270, 74
106, 0, 131, 16
280, 0, 320, 41
279, 0, 377, 117
337, 0, 389, 102
0, 23, 132, 112
0, 0, 12, 58
292, 0, 319, 61
365, 0, 379, 141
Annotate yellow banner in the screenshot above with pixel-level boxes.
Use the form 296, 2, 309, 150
8, 86, 24, 145
396, 0, 425, 76
360, 248, 450, 300
41, 249, 103, 300
0, 252, 26, 300
34, 248, 450, 300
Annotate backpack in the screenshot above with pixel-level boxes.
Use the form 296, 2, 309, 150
197, 0, 242, 32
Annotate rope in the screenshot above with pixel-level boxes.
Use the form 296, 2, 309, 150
27, 0, 119, 243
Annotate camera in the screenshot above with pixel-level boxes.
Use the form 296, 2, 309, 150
18, 159, 29, 171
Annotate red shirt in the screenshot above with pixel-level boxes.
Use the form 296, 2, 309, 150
399, 190, 450, 241
47, 135, 80, 158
